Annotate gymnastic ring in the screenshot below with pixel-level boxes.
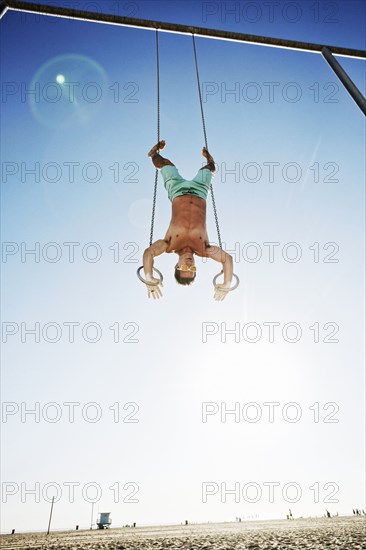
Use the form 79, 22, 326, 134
137, 266, 164, 286
213, 270, 240, 291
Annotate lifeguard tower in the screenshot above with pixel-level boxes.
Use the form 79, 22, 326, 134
96, 512, 112, 529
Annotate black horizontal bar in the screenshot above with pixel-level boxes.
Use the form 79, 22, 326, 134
3, 0, 366, 59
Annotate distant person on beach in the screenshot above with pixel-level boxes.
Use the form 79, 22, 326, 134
142, 140, 234, 301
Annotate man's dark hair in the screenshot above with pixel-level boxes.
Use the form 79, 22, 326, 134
174, 268, 196, 286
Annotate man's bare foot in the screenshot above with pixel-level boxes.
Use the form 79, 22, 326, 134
148, 140, 166, 157
202, 146, 214, 164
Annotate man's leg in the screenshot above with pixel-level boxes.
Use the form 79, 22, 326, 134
148, 140, 175, 169
200, 147, 216, 172
151, 153, 175, 169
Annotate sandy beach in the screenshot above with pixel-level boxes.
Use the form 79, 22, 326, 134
1, 516, 365, 549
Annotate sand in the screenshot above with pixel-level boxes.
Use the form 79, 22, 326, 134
1, 516, 365, 550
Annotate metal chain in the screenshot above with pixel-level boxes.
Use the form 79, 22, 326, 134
149, 29, 160, 247
192, 33, 222, 250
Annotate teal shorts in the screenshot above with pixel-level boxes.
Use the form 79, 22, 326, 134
160, 165, 213, 202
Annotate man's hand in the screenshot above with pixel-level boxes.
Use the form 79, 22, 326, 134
214, 283, 231, 302
146, 277, 163, 300
143, 240, 168, 284
196, 246, 234, 300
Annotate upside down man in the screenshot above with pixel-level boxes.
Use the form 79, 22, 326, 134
142, 140, 234, 301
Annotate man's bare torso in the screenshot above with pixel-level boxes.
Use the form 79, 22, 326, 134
163, 195, 210, 255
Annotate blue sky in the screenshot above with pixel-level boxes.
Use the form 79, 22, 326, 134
1, 0, 365, 533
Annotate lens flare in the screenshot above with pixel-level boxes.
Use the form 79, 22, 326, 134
55, 74, 65, 85
29, 54, 108, 128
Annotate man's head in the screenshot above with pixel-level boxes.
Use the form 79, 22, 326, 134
175, 247, 196, 286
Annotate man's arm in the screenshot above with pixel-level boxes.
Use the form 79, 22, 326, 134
202, 246, 233, 287
143, 239, 169, 281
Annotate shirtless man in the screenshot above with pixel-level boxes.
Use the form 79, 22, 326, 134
142, 140, 234, 301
